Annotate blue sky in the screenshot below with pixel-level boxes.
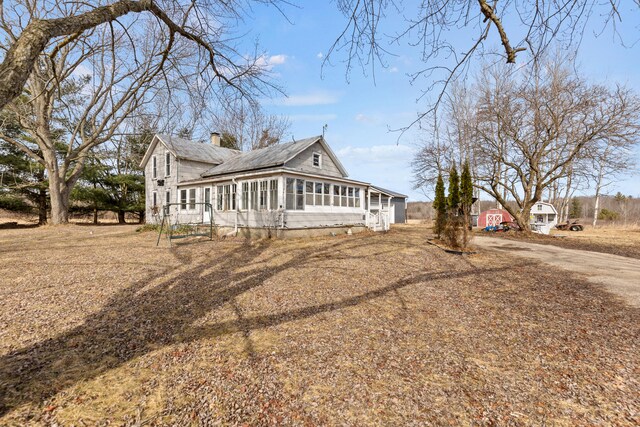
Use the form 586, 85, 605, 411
234, 2, 640, 201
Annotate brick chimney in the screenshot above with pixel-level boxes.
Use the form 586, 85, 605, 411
210, 132, 221, 146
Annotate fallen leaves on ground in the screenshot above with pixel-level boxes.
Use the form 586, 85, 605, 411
0, 224, 638, 426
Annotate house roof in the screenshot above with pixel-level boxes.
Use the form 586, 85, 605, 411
139, 134, 241, 168
370, 185, 408, 199
158, 134, 240, 164
201, 135, 348, 178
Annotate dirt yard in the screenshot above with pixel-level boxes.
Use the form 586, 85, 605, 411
1, 224, 638, 425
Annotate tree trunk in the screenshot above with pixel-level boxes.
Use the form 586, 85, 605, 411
513, 208, 532, 232
118, 210, 126, 224
37, 188, 47, 225
48, 175, 71, 225
138, 210, 145, 224
592, 169, 604, 227
93, 207, 99, 224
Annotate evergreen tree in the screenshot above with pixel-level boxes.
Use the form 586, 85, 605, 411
0, 111, 48, 224
433, 173, 447, 237
460, 160, 473, 217
220, 132, 240, 150
447, 164, 460, 215
569, 197, 582, 219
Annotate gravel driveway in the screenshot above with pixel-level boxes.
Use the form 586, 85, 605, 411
475, 236, 640, 307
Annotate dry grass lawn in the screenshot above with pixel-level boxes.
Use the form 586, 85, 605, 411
0, 224, 639, 426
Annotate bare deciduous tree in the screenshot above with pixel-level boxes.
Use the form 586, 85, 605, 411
328, 1, 640, 128
413, 59, 640, 231
0, 1, 276, 224
0, 0, 283, 110
583, 138, 637, 227
212, 99, 290, 151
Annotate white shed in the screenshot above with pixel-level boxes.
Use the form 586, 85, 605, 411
529, 202, 558, 234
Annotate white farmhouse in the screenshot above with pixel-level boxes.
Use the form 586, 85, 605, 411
140, 133, 407, 237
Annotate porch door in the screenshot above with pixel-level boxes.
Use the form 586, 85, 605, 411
203, 187, 211, 223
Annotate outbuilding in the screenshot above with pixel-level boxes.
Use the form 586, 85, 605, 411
530, 201, 558, 234
477, 208, 514, 228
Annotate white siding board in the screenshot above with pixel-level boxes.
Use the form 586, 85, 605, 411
285, 142, 343, 178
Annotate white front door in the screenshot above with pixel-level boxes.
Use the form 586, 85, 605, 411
203, 187, 212, 223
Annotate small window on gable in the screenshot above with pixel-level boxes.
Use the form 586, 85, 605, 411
152, 156, 157, 178
537, 204, 542, 211
312, 152, 321, 168
165, 152, 171, 176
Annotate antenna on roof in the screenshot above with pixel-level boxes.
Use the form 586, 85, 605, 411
322, 124, 328, 138
291, 135, 296, 143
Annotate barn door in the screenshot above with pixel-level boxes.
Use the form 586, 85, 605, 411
487, 214, 502, 226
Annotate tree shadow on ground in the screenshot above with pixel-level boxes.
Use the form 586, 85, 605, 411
0, 232, 501, 417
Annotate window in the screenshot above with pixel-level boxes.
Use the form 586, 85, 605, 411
324, 183, 331, 206
348, 187, 354, 207
152, 192, 157, 207
231, 184, 237, 210
180, 189, 187, 210
341, 185, 347, 207
537, 204, 543, 211
312, 152, 321, 168
165, 190, 171, 214
241, 182, 249, 210
188, 188, 196, 209
250, 182, 258, 210
204, 188, 211, 211
259, 180, 268, 210
305, 181, 314, 205
285, 178, 304, 210
165, 152, 171, 176
269, 179, 278, 210
296, 179, 304, 210
216, 185, 223, 210
218, 184, 236, 211
333, 185, 340, 206
152, 156, 157, 178
354, 188, 360, 208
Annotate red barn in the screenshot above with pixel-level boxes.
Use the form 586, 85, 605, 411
478, 208, 513, 228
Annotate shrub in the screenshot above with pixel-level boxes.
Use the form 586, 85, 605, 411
0, 195, 33, 213
598, 208, 620, 221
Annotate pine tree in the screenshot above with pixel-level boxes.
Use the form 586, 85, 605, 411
447, 164, 460, 215
433, 173, 447, 237
460, 160, 474, 217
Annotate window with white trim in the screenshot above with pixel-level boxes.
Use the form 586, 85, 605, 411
165, 152, 171, 176
285, 178, 304, 210
241, 182, 249, 210
165, 190, 171, 214
312, 152, 321, 168
180, 189, 187, 210
152, 192, 157, 207
188, 188, 196, 209
259, 180, 268, 210
269, 179, 279, 209
152, 156, 157, 178
216, 185, 223, 210
250, 181, 258, 211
